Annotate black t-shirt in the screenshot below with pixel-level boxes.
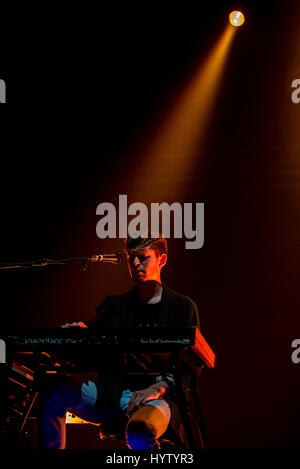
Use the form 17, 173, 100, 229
86, 284, 200, 330
85, 285, 200, 412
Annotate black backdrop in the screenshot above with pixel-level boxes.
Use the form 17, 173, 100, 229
0, 0, 300, 449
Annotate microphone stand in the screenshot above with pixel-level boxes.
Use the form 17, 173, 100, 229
0, 253, 122, 270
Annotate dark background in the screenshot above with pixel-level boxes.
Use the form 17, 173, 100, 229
0, 0, 299, 449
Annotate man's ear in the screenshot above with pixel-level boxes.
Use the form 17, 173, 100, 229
159, 254, 167, 270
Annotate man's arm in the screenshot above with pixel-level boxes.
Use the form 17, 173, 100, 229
84, 295, 116, 328
60, 295, 116, 328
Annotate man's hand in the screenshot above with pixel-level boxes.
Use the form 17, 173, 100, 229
61, 321, 87, 328
126, 382, 168, 416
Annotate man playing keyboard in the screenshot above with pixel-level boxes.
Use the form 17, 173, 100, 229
38, 233, 200, 449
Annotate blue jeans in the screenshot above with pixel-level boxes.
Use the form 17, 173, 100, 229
38, 377, 171, 449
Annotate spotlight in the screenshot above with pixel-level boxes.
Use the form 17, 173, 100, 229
229, 11, 245, 27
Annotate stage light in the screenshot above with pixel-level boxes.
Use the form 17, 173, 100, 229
229, 11, 245, 27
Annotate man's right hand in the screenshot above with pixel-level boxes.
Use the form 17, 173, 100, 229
61, 321, 88, 328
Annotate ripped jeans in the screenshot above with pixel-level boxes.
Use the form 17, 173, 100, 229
38, 377, 171, 449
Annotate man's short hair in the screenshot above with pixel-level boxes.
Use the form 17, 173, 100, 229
124, 232, 168, 257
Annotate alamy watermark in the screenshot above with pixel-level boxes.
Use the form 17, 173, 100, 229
0, 339, 6, 363
0, 79, 6, 103
291, 339, 300, 364
96, 195, 204, 249
291, 79, 300, 104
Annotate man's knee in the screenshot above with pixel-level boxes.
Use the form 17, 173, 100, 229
39, 376, 78, 416
125, 405, 169, 449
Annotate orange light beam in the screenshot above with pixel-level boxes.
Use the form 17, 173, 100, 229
131, 24, 237, 202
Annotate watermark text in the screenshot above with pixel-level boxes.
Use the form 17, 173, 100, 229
96, 195, 204, 249
291, 79, 300, 104
0, 79, 6, 103
291, 339, 300, 364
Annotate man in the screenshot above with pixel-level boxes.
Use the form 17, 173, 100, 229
38, 234, 200, 449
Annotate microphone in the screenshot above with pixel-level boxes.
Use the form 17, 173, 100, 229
89, 252, 123, 264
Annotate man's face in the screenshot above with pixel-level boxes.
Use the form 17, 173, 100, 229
126, 246, 167, 284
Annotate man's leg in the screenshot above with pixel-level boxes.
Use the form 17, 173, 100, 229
125, 399, 171, 449
38, 376, 104, 449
